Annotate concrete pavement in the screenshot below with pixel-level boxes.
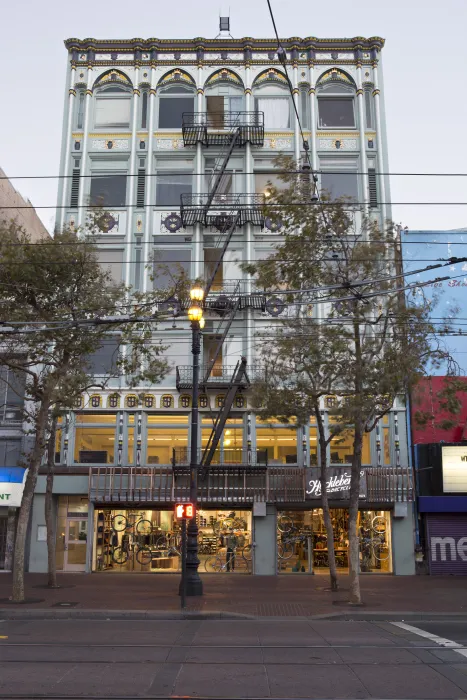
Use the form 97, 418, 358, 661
2, 572, 467, 619
2, 618, 467, 698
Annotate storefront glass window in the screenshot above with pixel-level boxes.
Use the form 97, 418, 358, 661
309, 426, 317, 465
92, 507, 252, 574
329, 429, 371, 464
74, 427, 115, 464
75, 413, 117, 424
277, 508, 392, 574
201, 418, 243, 464
146, 427, 188, 465
147, 415, 189, 424
256, 418, 298, 465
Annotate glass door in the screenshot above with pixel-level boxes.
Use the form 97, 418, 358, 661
64, 518, 87, 571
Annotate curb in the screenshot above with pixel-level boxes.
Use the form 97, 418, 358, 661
0, 608, 255, 621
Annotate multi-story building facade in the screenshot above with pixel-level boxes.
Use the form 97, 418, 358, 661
26, 30, 415, 577
0, 170, 49, 569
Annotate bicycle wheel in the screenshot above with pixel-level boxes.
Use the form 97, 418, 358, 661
372, 515, 387, 534
278, 515, 294, 533
111, 514, 128, 532
136, 519, 152, 535
373, 539, 390, 562
233, 555, 250, 573
223, 517, 234, 530
242, 544, 253, 561
154, 535, 168, 550
112, 546, 129, 565
136, 546, 152, 566
278, 540, 294, 560
205, 556, 223, 572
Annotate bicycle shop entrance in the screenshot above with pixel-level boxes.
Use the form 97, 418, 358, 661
92, 507, 253, 573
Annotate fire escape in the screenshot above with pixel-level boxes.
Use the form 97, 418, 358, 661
175, 110, 266, 475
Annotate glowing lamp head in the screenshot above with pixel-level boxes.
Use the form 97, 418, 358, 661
190, 284, 204, 303
199, 317, 205, 330
264, 187, 272, 199
188, 305, 203, 323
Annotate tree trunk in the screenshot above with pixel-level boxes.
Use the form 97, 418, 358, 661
316, 409, 338, 591
348, 427, 363, 605
4, 507, 17, 571
45, 420, 58, 588
11, 402, 50, 602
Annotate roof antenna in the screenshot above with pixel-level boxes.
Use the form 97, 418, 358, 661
216, 8, 233, 38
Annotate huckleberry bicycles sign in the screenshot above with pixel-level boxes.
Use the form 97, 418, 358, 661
305, 467, 367, 500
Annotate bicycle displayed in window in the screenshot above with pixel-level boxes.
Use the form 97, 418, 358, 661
204, 549, 250, 573
111, 513, 152, 535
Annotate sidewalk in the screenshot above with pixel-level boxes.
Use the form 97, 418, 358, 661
1, 571, 467, 618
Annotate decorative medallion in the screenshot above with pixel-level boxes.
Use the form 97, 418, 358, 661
235, 395, 246, 408
180, 395, 191, 408
199, 395, 208, 408
97, 212, 117, 233
94, 70, 131, 88
318, 139, 357, 151
266, 296, 286, 316
90, 395, 101, 408
162, 212, 182, 233
92, 139, 129, 151
317, 68, 354, 86
216, 395, 226, 408
264, 217, 282, 232
75, 396, 83, 409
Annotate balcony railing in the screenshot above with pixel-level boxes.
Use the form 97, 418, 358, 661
176, 364, 263, 390
180, 193, 265, 228
88, 465, 414, 505
182, 111, 264, 147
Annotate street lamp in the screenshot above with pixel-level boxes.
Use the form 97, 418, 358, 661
182, 284, 205, 596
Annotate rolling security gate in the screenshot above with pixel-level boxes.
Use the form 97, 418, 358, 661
426, 514, 467, 575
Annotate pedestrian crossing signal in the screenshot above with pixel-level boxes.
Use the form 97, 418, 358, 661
175, 503, 195, 519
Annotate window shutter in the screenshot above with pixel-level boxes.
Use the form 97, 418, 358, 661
136, 169, 146, 208
70, 169, 80, 208
368, 168, 378, 208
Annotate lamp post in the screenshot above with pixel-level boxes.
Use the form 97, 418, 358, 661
182, 284, 205, 596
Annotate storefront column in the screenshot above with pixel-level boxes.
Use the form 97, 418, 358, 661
253, 504, 277, 575
28, 494, 47, 573
392, 503, 415, 575
85, 501, 94, 573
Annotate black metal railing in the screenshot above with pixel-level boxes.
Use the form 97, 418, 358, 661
180, 193, 265, 228
182, 111, 264, 147
176, 364, 263, 390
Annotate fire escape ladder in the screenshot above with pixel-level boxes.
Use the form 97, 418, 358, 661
200, 357, 248, 478
204, 127, 240, 212
202, 281, 242, 387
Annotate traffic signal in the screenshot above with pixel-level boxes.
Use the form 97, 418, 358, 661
175, 503, 195, 519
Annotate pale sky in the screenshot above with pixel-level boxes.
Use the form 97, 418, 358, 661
1, 0, 466, 233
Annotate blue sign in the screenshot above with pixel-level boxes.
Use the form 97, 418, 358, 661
402, 229, 467, 373
0, 467, 26, 483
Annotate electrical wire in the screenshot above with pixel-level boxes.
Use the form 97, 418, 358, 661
3, 202, 467, 209
6, 171, 467, 180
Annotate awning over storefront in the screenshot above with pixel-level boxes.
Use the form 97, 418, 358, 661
419, 496, 467, 513
0, 467, 27, 507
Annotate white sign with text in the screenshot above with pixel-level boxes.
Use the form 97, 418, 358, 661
442, 445, 467, 492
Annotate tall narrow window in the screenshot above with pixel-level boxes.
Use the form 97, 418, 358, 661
364, 88, 374, 129
94, 86, 131, 128
141, 91, 148, 129
255, 96, 290, 129
300, 88, 310, 129
158, 85, 195, 129
77, 92, 85, 129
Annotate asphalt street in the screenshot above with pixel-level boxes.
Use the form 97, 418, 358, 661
3, 618, 467, 699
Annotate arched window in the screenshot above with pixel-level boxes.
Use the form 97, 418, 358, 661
140, 91, 148, 129
94, 84, 132, 128
316, 74, 356, 129
76, 91, 85, 129
158, 84, 195, 129
204, 70, 244, 127
253, 70, 291, 130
